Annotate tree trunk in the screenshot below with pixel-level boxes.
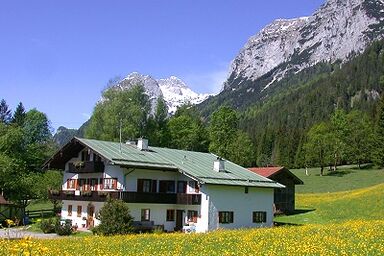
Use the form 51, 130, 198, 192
320, 166, 324, 176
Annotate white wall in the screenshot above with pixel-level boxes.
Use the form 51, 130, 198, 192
61, 200, 104, 228
200, 185, 274, 231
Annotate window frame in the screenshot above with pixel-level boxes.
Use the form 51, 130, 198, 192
252, 211, 267, 223
166, 209, 175, 221
68, 205, 72, 217
77, 205, 82, 217
141, 209, 150, 221
218, 211, 234, 224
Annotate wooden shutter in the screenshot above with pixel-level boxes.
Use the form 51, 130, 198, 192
99, 178, 103, 190
112, 179, 117, 190
137, 179, 143, 192
159, 181, 166, 193
194, 182, 199, 193
151, 180, 157, 193
66, 179, 70, 189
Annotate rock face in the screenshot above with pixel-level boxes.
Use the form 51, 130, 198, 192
112, 72, 210, 114
225, 0, 384, 91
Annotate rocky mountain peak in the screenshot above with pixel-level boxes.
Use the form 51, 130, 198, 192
225, 0, 384, 91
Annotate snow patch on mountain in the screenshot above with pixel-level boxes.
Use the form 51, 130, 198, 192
158, 76, 211, 114
112, 72, 211, 114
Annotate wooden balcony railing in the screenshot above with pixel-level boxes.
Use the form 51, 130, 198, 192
68, 161, 105, 173
49, 190, 201, 205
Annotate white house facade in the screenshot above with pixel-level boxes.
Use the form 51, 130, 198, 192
45, 137, 283, 232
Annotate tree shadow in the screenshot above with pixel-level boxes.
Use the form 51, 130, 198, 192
351, 163, 374, 170
324, 170, 354, 177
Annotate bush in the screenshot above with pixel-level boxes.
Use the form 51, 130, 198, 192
94, 197, 133, 235
55, 220, 72, 236
40, 218, 58, 233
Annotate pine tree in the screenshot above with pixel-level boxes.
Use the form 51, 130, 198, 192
0, 99, 12, 124
11, 102, 26, 126
373, 95, 384, 167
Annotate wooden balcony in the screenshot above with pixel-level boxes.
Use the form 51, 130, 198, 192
49, 190, 201, 205
48, 190, 119, 202
68, 161, 105, 173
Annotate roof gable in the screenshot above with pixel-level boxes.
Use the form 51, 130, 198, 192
248, 167, 304, 185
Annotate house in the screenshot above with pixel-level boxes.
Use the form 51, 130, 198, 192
248, 167, 303, 214
44, 137, 284, 232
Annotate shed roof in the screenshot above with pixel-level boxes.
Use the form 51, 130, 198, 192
248, 167, 304, 185
45, 137, 284, 189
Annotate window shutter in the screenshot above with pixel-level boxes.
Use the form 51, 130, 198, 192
113, 179, 117, 190
195, 182, 199, 193
159, 181, 166, 193
152, 180, 157, 193
99, 178, 103, 190
137, 179, 143, 192
230, 212, 234, 223
66, 179, 70, 189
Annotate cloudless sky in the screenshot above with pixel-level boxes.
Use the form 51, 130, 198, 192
0, 0, 324, 131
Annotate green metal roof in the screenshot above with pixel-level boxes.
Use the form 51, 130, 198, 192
73, 138, 284, 189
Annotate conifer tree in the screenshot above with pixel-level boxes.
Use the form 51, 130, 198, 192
11, 102, 26, 126
0, 99, 11, 124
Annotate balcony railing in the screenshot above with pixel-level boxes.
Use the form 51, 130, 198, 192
68, 161, 105, 173
49, 190, 201, 205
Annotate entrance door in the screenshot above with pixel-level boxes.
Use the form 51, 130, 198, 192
86, 204, 95, 229
175, 210, 184, 231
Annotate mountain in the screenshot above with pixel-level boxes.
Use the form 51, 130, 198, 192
158, 76, 211, 114
198, 0, 384, 167
113, 72, 210, 114
223, 0, 384, 93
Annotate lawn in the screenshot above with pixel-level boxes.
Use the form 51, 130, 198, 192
291, 166, 384, 193
275, 183, 384, 224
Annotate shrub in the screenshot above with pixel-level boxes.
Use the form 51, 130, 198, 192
94, 197, 134, 235
40, 218, 58, 234
55, 220, 72, 236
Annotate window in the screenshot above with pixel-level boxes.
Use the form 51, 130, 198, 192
159, 180, 175, 193
141, 209, 150, 221
81, 150, 90, 161
94, 153, 102, 162
68, 205, 72, 216
177, 181, 187, 193
77, 205, 82, 217
66, 179, 76, 189
188, 181, 199, 193
166, 209, 175, 221
219, 211, 234, 224
245, 187, 249, 194
253, 211, 267, 223
187, 210, 198, 223
137, 179, 157, 193
103, 178, 117, 190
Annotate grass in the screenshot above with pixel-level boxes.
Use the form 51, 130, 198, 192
275, 183, 384, 224
26, 200, 55, 212
291, 166, 384, 193
1, 220, 383, 255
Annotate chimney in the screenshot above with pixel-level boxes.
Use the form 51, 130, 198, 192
137, 138, 149, 151
126, 140, 136, 146
213, 157, 225, 172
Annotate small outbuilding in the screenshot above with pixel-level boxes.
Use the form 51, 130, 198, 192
248, 167, 303, 214
0, 195, 22, 224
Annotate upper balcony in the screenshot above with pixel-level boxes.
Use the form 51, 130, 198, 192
48, 190, 201, 205
68, 161, 105, 173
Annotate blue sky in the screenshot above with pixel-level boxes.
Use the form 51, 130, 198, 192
0, 0, 324, 131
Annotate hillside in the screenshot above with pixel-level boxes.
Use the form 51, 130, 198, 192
199, 40, 384, 167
